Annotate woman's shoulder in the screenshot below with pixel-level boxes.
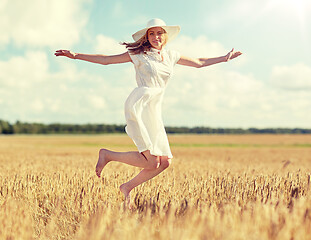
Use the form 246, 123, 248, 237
164, 48, 181, 63
127, 50, 146, 65
164, 48, 179, 54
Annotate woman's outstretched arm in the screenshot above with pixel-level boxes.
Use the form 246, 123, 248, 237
54, 50, 132, 65
177, 48, 242, 68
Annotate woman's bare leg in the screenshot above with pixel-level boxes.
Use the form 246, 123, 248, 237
95, 149, 160, 177
120, 157, 171, 208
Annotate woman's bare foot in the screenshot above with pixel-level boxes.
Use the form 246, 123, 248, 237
95, 149, 110, 178
120, 183, 132, 209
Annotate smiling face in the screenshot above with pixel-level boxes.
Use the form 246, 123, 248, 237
147, 27, 167, 50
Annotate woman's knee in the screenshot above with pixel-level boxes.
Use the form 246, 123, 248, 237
141, 151, 160, 169
99, 148, 108, 157
160, 157, 171, 169
149, 156, 160, 169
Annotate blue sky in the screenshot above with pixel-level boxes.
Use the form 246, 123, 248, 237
1, 0, 311, 128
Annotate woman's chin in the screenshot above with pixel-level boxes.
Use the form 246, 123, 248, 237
151, 43, 162, 49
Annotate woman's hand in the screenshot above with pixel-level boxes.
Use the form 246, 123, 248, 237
54, 50, 77, 59
224, 48, 242, 62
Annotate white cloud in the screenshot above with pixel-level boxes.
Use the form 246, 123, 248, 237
0, 0, 90, 48
94, 35, 127, 54
163, 35, 311, 128
0, 49, 133, 124
164, 65, 265, 127
169, 35, 227, 58
88, 95, 106, 109
270, 63, 311, 90
164, 35, 261, 125
0, 51, 48, 88
31, 99, 44, 112
165, 62, 311, 128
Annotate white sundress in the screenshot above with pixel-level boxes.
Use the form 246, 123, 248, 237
125, 47, 180, 159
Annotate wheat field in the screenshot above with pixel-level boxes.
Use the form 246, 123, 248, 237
0, 134, 311, 240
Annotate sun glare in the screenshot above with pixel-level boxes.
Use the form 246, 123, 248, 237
266, 0, 310, 35
288, 0, 308, 14
264, 0, 310, 59
268, 0, 310, 15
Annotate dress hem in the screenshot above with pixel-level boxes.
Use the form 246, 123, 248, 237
138, 148, 173, 159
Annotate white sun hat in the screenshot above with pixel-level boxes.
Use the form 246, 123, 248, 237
132, 18, 180, 42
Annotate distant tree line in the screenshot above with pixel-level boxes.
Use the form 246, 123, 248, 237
1, 119, 311, 134
0, 120, 125, 134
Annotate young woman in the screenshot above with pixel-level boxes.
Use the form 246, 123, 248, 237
55, 18, 242, 208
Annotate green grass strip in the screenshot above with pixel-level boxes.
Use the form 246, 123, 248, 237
170, 143, 311, 148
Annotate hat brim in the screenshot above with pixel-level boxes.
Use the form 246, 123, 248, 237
132, 25, 180, 43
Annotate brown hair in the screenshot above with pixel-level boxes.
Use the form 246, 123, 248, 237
121, 28, 168, 55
